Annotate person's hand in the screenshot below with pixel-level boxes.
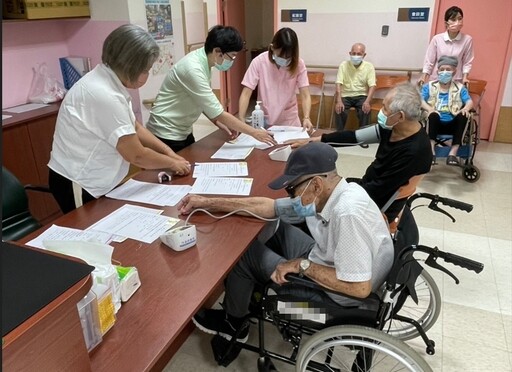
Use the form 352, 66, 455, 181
362, 100, 371, 114
458, 108, 471, 117
270, 258, 301, 285
284, 138, 311, 149
177, 194, 208, 215
417, 79, 425, 87
335, 101, 344, 114
252, 129, 277, 146
302, 118, 314, 133
215, 121, 238, 141
463, 78, 470, 87
170, 159, 191, 176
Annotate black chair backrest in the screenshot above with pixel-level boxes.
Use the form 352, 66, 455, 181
2, 167, 41, 241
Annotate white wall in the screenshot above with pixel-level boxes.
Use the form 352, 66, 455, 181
277, 0, 434, 68
502, 60, 512, 106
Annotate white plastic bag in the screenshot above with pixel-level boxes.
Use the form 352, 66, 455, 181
28, 63, 67, 104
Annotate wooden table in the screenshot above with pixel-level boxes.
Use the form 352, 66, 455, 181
18, 130, 287, 371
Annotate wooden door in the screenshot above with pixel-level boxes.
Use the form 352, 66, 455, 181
433, 0, 512, 140
219, 0, 246, 114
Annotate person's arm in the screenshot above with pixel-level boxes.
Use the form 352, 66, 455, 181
458, 88, 474, 116
212, 111, 277, 146
420, 36, 438, 85
420, 84, 435, 114
271, 259, 372, 298
116, 133, 191, 175
362, 85, 376, 114
335, 83, 345, 114
298, 86, 313, 132
177, 194, 276, 218
238, 86, 253, 122
135, 121, 187, 161
461, 37, 474, 85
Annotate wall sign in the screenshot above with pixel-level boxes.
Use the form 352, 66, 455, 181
281, 9, 307, 22
397, 7, 430, 22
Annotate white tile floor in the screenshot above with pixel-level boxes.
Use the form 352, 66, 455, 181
165, 120, 512, 371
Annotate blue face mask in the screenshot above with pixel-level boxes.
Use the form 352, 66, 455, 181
438, 71, 453, 84
377, 109, 392, 130
290, 179, 317, 217
215, 58, 234, 72
272, 54, 291, 67
350, 56, 363, 66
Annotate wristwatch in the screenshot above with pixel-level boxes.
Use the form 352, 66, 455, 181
299, 259, 311, 277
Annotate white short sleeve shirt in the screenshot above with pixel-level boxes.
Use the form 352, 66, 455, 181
48, 64, 136, 198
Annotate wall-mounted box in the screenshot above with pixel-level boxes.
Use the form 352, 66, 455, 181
3, 0, 90, 20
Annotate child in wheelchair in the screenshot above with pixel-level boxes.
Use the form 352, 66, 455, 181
421, 55, 474, 166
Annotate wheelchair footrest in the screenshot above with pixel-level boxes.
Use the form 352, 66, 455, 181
211, 335, 242, 367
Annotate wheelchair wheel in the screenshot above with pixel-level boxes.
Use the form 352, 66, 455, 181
462, 165, 480, 183
385, 270, 441, 341
296, 325, 432, 372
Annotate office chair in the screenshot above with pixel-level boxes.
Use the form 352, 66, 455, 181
2, 166, 51, 241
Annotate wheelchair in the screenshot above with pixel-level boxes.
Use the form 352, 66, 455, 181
210, 193, 484, 372
425, 79, 487, 183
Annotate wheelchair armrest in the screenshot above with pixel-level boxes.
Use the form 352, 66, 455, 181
25, 185, 51, 193
284, 273, 378, 303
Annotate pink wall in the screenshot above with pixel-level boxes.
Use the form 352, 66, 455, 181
2, 19, 142, 120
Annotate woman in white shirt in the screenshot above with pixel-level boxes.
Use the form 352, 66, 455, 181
48, 24, 191, 213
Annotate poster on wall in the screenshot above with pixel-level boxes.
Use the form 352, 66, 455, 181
153, 40, 175, 76
145, 0, 173, 40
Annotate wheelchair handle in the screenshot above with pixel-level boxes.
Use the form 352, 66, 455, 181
441, 251, 484, 274
437, 196, 473, 213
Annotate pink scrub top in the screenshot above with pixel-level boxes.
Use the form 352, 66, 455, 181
242, 51, 309, 126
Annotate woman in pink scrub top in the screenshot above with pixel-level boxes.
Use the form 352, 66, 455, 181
238, 28, 313, 132
419, 6, 474, 85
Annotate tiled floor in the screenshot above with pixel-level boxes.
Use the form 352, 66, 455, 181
166, 119, 512, 371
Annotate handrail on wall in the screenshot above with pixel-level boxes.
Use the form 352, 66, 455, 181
306, 65, 422, 85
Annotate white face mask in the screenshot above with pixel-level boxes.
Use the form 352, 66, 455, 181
272, 54, 291, 67
350, 55, 363, 66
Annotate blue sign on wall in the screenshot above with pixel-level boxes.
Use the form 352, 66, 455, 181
281, 9, 307, 22
397, 7, 430, 22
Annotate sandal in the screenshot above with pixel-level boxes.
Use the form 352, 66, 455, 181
446, 155, 459, 166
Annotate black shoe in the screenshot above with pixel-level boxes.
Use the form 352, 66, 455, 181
192, 309, 249, 343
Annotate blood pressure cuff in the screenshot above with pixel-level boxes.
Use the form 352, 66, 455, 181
321, 131, 357, 146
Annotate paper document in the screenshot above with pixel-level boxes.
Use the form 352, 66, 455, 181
191, 177, 253, 196
272, 130, 310, 144
86, 204, 179, 244
26, 224, 113, 249
2, 115, 12, 120
106, 179, 192, 206
4, 103, 49, 113
193, 162, 248, 178
211, 140, 255, 160
268, 125, 304, 132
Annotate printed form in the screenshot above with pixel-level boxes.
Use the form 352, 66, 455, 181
106, 179, 191, 206
191, 177, 253, 196
193, 162, 248, 178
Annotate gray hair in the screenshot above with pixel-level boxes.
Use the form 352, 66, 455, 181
388, 82, 422, 121
102, 24, 159, 84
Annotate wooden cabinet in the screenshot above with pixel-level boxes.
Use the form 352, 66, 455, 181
2, 104, 62, 224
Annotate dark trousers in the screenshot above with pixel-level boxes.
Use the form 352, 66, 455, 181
335, 95, 370, 131
48, 169, 96, 214
427, 112, 467, 146
156, 133, 195, 153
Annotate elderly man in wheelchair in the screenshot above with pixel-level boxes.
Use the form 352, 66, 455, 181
421, 55, 474, 167
178, 142, 483, 372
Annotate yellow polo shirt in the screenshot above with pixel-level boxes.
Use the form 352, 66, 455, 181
336, 60, 376, 98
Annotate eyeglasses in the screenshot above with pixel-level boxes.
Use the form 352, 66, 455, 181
223, 53, 237, 61
285, 175, 327, 198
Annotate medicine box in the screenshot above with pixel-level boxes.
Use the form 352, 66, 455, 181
76, 290, 102, 352
3, 0, 90, 20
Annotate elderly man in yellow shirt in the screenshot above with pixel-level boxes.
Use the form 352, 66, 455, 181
334, 43, 376, 131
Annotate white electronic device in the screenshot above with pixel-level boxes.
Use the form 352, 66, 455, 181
119, 267, 141, 302
269, 145, 291, 162
160, 225, 197, 251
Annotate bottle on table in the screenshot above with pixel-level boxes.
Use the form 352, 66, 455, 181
251, 101, 264, 129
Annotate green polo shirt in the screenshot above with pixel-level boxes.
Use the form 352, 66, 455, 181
147, 47, 224, 141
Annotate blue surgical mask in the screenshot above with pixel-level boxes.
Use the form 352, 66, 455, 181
377, 109, 400, 130
438, 71, 453, 84
290, 179, 317, 217
215, 58, 234, 72
272, 54, 291, 67
350, 56, 363, 66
